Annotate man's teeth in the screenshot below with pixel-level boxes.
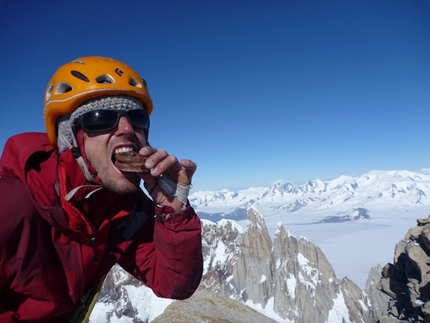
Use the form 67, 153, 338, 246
115, 147, 135, 154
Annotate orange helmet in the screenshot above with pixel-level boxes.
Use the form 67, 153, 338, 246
44, 56, 153, 147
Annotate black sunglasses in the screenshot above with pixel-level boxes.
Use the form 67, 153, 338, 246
77, 109, 150, 133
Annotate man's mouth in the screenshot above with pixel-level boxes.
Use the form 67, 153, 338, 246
112, 147, 135, 164
114, 147, 135, 154
113, 148, 149, 173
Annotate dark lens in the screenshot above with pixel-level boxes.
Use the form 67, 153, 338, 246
128, 109, 150, 130
81, 110, 118, 132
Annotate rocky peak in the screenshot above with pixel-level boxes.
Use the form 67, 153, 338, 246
199, 207, 375, 322
232, 207, 274, 305
376, 216, 430, 322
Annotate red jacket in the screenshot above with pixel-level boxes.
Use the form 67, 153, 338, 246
0, 132, 203, 322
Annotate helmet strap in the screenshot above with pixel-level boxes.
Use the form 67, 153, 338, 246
57, 130, 99, 185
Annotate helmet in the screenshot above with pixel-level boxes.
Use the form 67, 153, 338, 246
44, 56, 153, 147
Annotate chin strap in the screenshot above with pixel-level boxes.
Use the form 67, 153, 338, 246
58, 130, 99, 185
58, 130, 103, 201
64, 185, 104, 201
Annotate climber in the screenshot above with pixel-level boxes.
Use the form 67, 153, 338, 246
0, 56, 203, 322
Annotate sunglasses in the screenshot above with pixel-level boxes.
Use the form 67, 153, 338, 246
76, 109, 150, 133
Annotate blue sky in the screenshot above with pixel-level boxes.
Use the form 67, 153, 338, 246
1, 1, 430, 191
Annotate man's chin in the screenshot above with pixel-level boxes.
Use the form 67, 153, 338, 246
104, 176, 141, 194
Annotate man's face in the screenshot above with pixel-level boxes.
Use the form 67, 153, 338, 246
83, 115, 148, 194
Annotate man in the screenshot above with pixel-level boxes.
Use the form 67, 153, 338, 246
0, 56, 203, 322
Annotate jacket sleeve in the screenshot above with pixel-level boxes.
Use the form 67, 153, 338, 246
117, 203, 203, 299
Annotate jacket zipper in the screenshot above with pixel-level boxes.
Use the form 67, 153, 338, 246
80, 294, 86, 309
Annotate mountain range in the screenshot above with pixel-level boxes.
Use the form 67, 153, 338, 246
189, 169, 430, 287
190, 169, 430, 219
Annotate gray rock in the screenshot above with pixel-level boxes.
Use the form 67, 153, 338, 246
152, 290, 278, 323
376, 215, 430, 322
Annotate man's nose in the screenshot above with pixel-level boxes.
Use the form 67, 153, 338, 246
115, 116, 134, 135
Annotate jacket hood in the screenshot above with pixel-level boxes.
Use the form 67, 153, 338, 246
0, 132, 136, 238
0, 132, 59, 206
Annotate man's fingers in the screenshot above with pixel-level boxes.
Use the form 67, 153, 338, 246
180, 159, 197, 179
138, 146, 196, 187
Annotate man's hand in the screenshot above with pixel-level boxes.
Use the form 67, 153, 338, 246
137, 146, 197, 209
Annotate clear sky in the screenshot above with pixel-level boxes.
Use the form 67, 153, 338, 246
1, 0, 430, 191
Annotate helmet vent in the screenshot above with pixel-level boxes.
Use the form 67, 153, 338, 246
56, 82, 73, 94
71, 70, 89, 82
72, 59, 86, 65
96, 74, 114, 84
45, 84, 54, 101
129, 77, 142, 88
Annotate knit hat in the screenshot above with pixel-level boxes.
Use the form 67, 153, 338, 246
56, 95, 144, 152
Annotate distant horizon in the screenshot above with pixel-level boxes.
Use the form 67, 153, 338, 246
190, 167, 430, 192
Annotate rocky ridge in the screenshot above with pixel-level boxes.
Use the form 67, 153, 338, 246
376, 217, 430, 322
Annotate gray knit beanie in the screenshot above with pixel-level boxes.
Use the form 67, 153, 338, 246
57, 95, 144, 153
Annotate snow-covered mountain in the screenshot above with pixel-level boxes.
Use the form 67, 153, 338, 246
190, 169, 430, 287
190, 169, 430, 218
